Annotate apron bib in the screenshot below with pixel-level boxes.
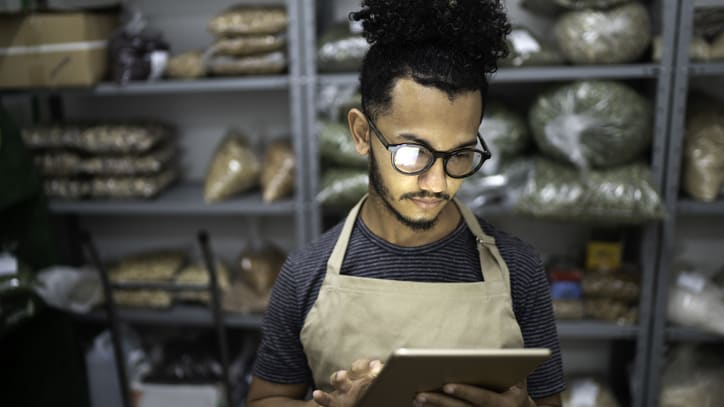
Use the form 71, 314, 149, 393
300, 196, 524, 391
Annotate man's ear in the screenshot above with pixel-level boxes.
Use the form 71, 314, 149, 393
348, 108, 370, 156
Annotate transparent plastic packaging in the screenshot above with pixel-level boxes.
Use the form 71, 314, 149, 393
204, 131, 260, 203
109, 251, 186, 283
667, 271, 724, 336
562, 377, 620, 407
237, 246, 285, 296
500, 27, 564, 68
317, 23, 369, 72
208, 6, 288, 37
318, 120, 367, 168
206, 33, 286, 57
553, 0, 629, 9
682, 103, 724, 202
554, 2, 651, 65
34, 266, 103, 313
660, 345, 724, 407
478, 101, 531, 173
316, 168, 369, 211
175, 261, 230, 304
22, 123, 171, 154
165, 51, 206, 79
514, 158, 665, 224
529, 81, 652, 169
33, 143, 175, 176
206, 51, 286, 76
43, 168, 177, 200
112, 289, 172, 308
260, 140, 295, 202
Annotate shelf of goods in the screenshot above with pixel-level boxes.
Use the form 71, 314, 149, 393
647, 0, 724, 406
302, 1, 681, 406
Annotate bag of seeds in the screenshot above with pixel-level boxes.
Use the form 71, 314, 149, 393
260, 140, 295, 202
208, 6, 287, 37
204, 131, 260, 203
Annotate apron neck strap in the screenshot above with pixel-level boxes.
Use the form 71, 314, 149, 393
326, 195, 506, 283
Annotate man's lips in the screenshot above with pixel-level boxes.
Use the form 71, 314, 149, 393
410, 198, 444, 209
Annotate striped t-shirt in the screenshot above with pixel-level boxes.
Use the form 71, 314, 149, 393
253, 215, 566, 399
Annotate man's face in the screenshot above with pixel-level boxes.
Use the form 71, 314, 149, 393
367, 78, 482, 231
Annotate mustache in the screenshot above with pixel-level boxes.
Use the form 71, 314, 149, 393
400, 191, 451, 201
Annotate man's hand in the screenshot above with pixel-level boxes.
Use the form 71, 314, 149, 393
413, 383, 535, 407
312, 359, 384, 407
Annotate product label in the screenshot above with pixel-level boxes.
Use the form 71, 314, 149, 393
677, 272, 707, 293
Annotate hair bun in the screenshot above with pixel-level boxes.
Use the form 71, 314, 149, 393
350, 0, 511, 73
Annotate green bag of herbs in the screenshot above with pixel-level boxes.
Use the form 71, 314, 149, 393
317, 168, 368, 212
529, 80, 652, 169
318, 120, 367, 168
515, 158, 664, 224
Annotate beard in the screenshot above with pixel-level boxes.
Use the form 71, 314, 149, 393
368, 150, 449, 232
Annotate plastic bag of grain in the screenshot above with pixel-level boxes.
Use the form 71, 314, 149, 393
500, 26, 564, 68
317, 168, 369, 212
529, 80, 652, 169
682, 100, 724, 202
260, 140, 295, 202
206, 51, 286, 76
204, 131, 260, 203
208, 6, 287, 37
319, 120, 367, 168
554, 2, 651, 65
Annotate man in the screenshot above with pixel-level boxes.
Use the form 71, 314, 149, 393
247, 1, 564, 406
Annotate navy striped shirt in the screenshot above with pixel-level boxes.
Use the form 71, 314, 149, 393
253, 215, 565, 399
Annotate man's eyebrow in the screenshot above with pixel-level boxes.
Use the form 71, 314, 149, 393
398, 133, 478, 150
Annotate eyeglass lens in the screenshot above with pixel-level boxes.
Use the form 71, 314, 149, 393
393, 145, 482, 177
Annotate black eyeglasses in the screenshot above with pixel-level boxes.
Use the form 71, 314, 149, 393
367, 118, 491, 179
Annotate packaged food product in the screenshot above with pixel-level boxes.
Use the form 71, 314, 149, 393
112, 289, 172, 308
33, 142, 176, 176
204, 131, 260, 203
260, 140, 295, 202
514, 158, 665, 224
222, 279, 270, 314
165, 50, 206, 79
583, 298, 637, 324
109, 251, 186, 283
668, 271, 724, 336
478, 101, 530, 174
175, 261, 230, 304
237, 246, 285, 296
317, 23, 369, 72
208, 6, 288, 37
554, 3, 651, 65
206, 51, 286, 76
582, 270, 640, 303
562, 377, 620, 407
206, 33, 286, 57
22, 123, 171, 154
660, 345, 724, 407
318, 120, 367, 168
500, 26, 564, 68
682, 102, 724, 202
316, 168, 369, 211
90, 167, 177, 199
529, 81, 652, 169
108, 9, 169, 84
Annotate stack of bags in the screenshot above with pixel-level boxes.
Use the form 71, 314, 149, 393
166, 5, 289, 80
22, 122, 178, 200
681, 95, 724, 203
315, 88, 369, 212
203, 129, 295, 204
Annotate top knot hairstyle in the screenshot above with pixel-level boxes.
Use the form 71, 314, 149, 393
349, 0, 511, 120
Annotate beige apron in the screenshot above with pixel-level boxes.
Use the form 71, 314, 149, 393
300, 196, 524, 391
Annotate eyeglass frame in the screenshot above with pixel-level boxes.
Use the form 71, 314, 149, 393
366, 116, 492, 179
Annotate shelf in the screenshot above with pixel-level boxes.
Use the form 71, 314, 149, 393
73, 305, 264, 329
556, 320, 639, 339
689, 63, 724, 76
316, 65, 660, 87
666, 326, 724, 342
0, 76, 290, 96
694, 0, 724, 8
49, 183, 297, 216
491, 65, 660, 83
677, 198, 724, 216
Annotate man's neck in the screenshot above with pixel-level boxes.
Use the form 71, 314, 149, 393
359, 192, 462, 247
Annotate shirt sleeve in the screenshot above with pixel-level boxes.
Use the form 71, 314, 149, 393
512, 245, 566, 399
252, 254, 313, 384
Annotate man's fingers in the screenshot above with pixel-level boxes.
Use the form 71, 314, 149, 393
349, 359, 371, 379
330, 370, 353, 392
439, 383, 497, 405
369, 359, 383, 378
312, 390, 332, 406
414, 391, 469, 407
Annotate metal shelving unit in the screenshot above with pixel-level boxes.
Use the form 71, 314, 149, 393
49, 184, 298, 216
305, 1, 679, 406
647, 0, 724, 405
75, 305, 264, 329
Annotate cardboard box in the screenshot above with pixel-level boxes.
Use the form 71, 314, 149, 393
0, 12, 117, 88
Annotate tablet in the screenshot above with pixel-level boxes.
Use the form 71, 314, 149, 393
356, 348, 551, 407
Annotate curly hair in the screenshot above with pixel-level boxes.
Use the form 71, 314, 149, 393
349, 0, 511, 120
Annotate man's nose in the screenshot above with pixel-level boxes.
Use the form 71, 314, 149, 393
418, 157, 447, 194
